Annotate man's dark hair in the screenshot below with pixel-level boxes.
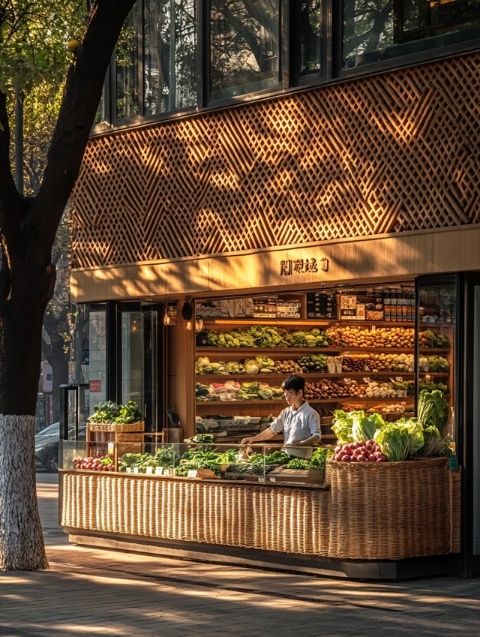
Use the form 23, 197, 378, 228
282, 374, 305, 392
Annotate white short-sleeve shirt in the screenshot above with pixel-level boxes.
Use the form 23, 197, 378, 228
269, 401, 321, 458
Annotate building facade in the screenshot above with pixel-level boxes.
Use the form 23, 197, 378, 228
65, 1, 480, 576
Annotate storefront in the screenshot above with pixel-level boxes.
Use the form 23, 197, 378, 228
59, 2, 480, 579
60, 238, 480, 578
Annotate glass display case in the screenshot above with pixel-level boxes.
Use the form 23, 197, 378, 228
60, 440, 330, 487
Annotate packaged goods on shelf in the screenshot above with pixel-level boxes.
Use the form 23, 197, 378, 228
307, 292, 337, 318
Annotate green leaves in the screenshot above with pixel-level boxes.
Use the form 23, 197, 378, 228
0, 0, 87, 93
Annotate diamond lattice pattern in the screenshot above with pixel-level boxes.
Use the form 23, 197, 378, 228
71, 53, 480, 268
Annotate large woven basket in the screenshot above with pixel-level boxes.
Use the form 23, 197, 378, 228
87, 421, 145, 433
327, 457, 454, 560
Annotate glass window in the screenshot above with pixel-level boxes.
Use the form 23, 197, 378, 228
210, 0, 280, 100
115, 8, 140, 119
300, 0, 324, 77
121, 311, 145, 407
73, 303, 108, 414
343, 0, 480, 71
144, 0, 198, 115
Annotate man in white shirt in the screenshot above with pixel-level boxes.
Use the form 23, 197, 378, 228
241, 375, 321, 458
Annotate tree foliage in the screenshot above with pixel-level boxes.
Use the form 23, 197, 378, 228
0, 0, 86, 93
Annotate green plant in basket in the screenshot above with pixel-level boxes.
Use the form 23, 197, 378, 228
88, 401, 122, 423
115, 400, 142, 424
88, 400, 142, 424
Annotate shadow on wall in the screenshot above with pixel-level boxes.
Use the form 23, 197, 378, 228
70, 53, 480, 270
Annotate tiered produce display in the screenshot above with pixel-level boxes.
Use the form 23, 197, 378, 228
195, 321, 451, 439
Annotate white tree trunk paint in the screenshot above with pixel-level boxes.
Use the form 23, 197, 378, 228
0, 415, 48, 571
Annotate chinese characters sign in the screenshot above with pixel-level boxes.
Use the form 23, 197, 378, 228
280, 257, 329, 276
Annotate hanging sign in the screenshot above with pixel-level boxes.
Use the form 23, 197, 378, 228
89, 379, 102, 393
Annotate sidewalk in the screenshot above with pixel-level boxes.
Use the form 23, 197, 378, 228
0, 475, 479, 636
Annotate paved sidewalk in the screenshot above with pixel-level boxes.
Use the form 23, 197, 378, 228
0, 475, 479, 636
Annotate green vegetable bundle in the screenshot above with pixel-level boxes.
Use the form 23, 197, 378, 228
88, 400, 142, 424
374, 418, 424, 461
417, 390, 448, 435
351, 411, 385, 443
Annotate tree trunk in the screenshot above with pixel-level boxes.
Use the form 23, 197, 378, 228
0, 259, 53, 571
0, 415, 48, 571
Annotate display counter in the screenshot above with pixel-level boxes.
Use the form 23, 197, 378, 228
59, 440, 461, 579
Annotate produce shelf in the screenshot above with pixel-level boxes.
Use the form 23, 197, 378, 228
196, 371, 448, 381
196, 347, 449, 354
196, 396, 415, 407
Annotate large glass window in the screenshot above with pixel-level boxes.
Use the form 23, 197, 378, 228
144, 0, 198, 115
210, 0, 280, 100
73, 303, 108, 414
300, 0, 324, 78
115, 8, 140, 119
121, 311, 145, 407
343, 0, 480, 70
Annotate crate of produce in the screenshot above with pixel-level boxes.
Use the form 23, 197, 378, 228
268, 466, 325, 484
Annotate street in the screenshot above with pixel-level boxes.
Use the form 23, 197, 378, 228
0, 474, 479, 636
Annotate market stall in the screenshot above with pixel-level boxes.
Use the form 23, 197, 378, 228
60, 391, 461, 579
60, 281, 463, 579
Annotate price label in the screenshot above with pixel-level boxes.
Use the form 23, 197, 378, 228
133, 467, 139, 474
146, 467, 153, 475
187, 470, 198, 478
155, 467, 164, 475
107, 442, 115, 455
126, 467, 133, 474
163, 469, 172, 477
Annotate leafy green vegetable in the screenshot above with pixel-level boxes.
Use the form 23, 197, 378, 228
374, 424, 411, 461
309, 447, 332, 469
351, 411, 385, 442
374, 419, 424, 461
286, 458, 310, 469
422, 425, 450, 457
88, 400, 142, 424
418, 390, 448, 435
332, 410, 354, 444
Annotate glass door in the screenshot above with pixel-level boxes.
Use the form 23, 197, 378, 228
117, 302, 165, 433
416, 273, 480, 576
461, 273, 480, 575
415, 276, 457, 441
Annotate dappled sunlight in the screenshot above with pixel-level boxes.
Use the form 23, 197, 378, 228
69, 55, 480, 273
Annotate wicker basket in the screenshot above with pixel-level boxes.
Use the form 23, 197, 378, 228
449, 468, 462, 554
61, 471, 331, 556
87, 421, 145, 433
327, 457, 452, 560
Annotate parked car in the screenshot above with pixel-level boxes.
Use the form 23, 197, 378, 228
35, 422, 85, 472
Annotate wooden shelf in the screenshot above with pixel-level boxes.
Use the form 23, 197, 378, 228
196, 396, 415, 407
196, 371, 448, 381
201, 318, 415, 328
196, 347, 448, 355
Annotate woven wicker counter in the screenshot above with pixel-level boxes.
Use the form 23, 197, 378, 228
60, 458, 461, 561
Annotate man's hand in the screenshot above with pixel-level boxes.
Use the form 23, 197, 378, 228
241, 437, 254, 446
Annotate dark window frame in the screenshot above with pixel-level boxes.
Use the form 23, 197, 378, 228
207, 0, 287, 105
339, 0, 480, 77
92, 0, 480, 135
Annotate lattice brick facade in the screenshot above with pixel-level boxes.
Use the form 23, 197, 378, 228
71, 52, 480, 269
